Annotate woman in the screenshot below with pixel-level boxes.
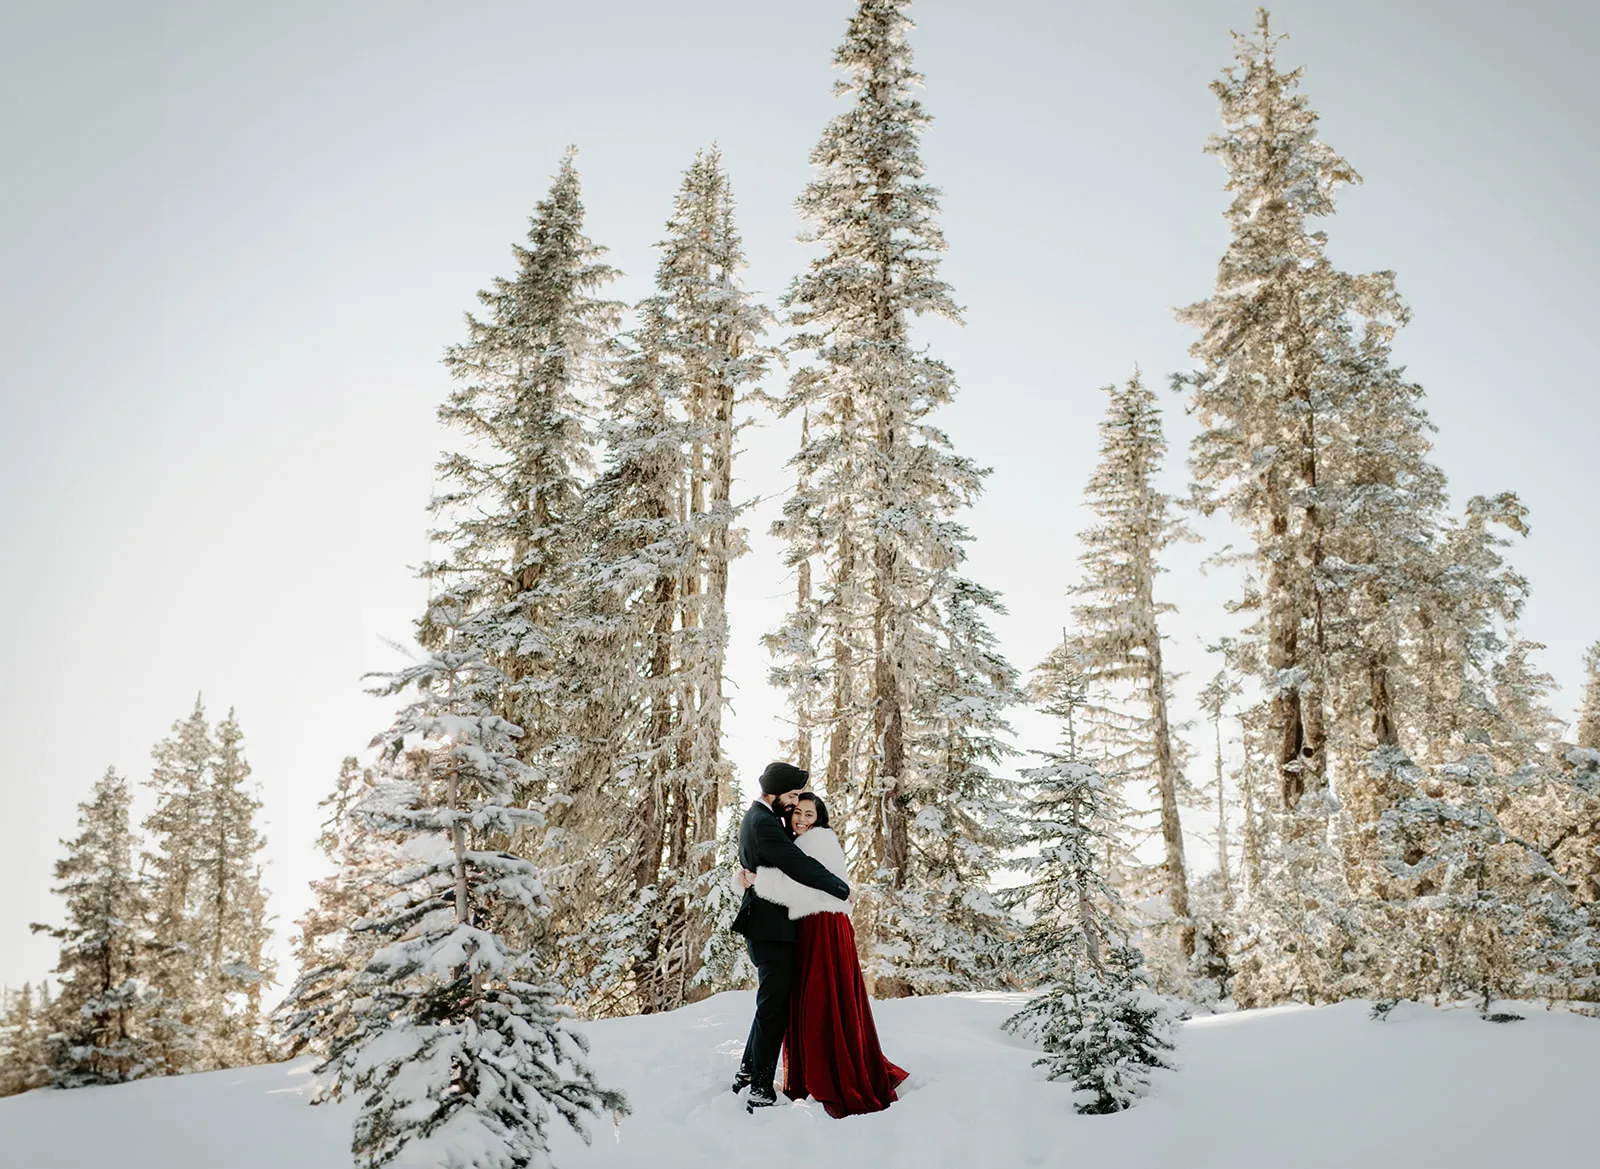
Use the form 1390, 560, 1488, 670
734, 793, 907, 1118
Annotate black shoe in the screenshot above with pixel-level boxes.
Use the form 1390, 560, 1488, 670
731, 1070, 752, 1095
746, 1085, 778, 1112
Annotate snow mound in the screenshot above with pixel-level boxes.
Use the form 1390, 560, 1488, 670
1, 993, 1594, 1169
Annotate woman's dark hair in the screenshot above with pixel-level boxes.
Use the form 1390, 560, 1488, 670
794, 791, 829, 829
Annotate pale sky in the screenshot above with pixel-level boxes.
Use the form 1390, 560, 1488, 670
3, 0, 1596, 994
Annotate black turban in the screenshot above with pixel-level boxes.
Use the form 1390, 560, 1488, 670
759, 761, 809, 795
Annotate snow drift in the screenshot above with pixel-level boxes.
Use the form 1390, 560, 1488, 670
1, 992, 1594, 1169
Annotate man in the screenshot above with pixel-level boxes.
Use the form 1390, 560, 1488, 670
731, 761, 851, 1110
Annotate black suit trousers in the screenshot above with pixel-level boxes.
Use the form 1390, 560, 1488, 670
739, 936, 794, 1091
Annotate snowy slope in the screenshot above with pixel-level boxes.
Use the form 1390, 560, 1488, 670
1, 993, 1594, 1169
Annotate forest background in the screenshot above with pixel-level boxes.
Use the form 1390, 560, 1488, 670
2, 0, 1596, 996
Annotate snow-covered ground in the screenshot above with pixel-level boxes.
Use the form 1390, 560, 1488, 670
2, 993, 1594, 1169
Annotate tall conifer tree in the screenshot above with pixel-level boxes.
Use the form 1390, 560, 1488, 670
653, 150, 772, 1000
30, 769, 155, 1087
277, 757, 389, 1057
0, 983, 51, 1096
193, 710, 274, 1065
656, 148, 768, 815
1004, 648, 1172, 1113
556, 307, 697, 1014
139, 699, 274, 1070
552, 150, 770, 1014
424, 148, 621, 807
1175, 9, 1454, 1000
320, 628, 627, 1169
1066, 371, 1195, 966
1197, 669, 1243, 913
1178, 9, 1369, 821
141, 696, 213, 1072
767, 0, 1018, 996
1575, 642, 1600, 750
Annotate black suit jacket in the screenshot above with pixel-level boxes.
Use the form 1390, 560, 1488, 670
732, 800, 851, 942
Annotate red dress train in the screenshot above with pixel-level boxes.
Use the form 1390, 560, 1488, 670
781, 910, 908, 1118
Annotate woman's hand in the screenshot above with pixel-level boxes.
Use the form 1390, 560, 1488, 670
734, 867, 756, 891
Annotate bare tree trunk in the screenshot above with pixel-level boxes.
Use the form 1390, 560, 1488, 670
703, 319, 736, 821
1213, 713, 1234, 912
872, 553, 911, 999
445, 745, 483, 996
633, 573, 676, 1013
867, 330, 913, 997
1341, 643, 1402, 898
1144, 626, 1193, 958
1288, 290, 1330, 812
1579, 643, 1600, 750
1239, 717, 1264, 895
1266, 471, 1325, 811
789, 407, 816, 776
212, 787, 228, 1041
504, 430, 554, 776
1369, 653, 1398, 749
795, 559, 814, 774
826, 530, 855, 802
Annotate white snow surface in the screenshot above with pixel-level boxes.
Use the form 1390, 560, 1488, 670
1, 993, 1594, 1169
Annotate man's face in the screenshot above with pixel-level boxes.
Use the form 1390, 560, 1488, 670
776, 790, 800, 813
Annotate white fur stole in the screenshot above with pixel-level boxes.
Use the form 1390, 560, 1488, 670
750, 827, 851, 919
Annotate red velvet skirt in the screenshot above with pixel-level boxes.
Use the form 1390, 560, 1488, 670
781, 911, 908, 1118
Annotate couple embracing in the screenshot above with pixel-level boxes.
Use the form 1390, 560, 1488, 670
730, 761, 908, 1117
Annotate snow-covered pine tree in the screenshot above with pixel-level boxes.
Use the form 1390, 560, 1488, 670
1406, 493, 1532, 767
765, 403, 827, 776
874, 572, 1020, 991
1206, 636, 1272, 902
1310, 294, 1449, 889
1347, 512, 1570, 1008
1235, 703, 1269, 898
1375, 752, 1578, 1009
1334, 479, 1536, 957
137, 700, 275, 1070
1066, 371, 1195, 969
1188, 669, 1244, 1001
650, 148, 772, 1005
1546, 748, 1600, 1002
276, 756, 390, 1058
1488, 652, 1600, 1006
553, 149, 773, 1015
766, 0, 1018, 997
29, 768, 155, 1087
0, 987, 27, 1096
1007, 645, 1127, 965
1579, 643, 1600, 751
553, 303, 696, 1016
689, 810, 757, 997
1499, 746, 1600, 1004
1177, 7, 1350, 839
0, 983, 51, 1096
652, 146, 769, 775
1487, 636, 1563, 770
424, 147, 621, 808
1549, 747, 1600, 912
321, 629, 627, 1169
1175, 8, 1445, 1001
1197, 669, 1243, 912
140, 695, 214, 1073
191, 710, 274, 1066
1003, 647, 1172, 1113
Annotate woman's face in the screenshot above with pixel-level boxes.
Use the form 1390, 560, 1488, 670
791, 799, 818, 835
